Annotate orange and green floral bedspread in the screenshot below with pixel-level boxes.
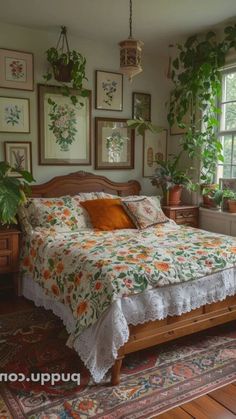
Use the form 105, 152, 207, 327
21, 223, 236, 337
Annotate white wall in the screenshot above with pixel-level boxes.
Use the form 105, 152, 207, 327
0, 22, 170, 194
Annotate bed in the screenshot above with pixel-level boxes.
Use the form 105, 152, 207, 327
19, 171, 236, 385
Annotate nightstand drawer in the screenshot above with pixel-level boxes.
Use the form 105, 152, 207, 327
175, 209, 197, 219
0, 255, 9, 268
0, 237, 10, 250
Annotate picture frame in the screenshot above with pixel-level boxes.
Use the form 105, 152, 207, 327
95, 117, 134, 170
4, 141, 32, 176
0, 96, 30, 133
219, 178, 236, 191
95, 70, 123, 111
132, 92, 151, 121
143, 129, 167, 177
38, 84, 91, 165
0, 48, 34, 91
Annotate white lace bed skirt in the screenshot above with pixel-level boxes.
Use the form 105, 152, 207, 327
22, 269, 236, 383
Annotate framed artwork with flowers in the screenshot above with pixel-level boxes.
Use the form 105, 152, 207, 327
38, 84, 91, 165
143, 129, 167, 177
4, 141, 32, 176
95, 117, 134, 169
0, 48, 34, 91
0, 96, 30, 133
95, 70, 123, 111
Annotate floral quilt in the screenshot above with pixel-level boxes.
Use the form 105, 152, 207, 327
21, 223, 236, 337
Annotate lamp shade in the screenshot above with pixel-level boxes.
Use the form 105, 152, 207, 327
119, 38, 144, 81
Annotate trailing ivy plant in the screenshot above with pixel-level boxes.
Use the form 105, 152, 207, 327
168, 25, 236, 184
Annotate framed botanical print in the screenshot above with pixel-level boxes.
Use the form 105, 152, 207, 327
38, 84, 91, 165
95, 117, 134, 169
0, 48, 34, 91
132, 92, 151, 121
4, 141, 32, 176
95, 70, 123, 111
0, 97, 30, 133
143, 129, 167, 177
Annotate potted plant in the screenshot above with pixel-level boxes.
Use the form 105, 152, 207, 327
151, 152, 195, 205
43, 26, 88, 105
221, 189, 235, 211
0, 161, 34, 226
224, 190, 236, 213
201, 184, 221, 209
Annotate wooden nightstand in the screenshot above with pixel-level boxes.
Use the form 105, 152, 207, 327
0, 228, 21, 296
162, 205, 199, 228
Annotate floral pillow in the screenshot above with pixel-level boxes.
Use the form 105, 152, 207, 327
18, 196, 88, 233
122, 196, 169, 229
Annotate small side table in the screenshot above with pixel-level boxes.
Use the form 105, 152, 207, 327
0, 228, 21, 296
162, 204, 199, 228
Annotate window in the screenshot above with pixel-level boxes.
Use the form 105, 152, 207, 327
216, 68, 236, 181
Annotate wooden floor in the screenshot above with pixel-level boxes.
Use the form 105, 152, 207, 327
154, 383, 236, 418
1, 293, 236, 419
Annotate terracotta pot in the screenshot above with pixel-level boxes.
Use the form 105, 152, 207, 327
228, 200, 236, 213
53, 59, 73, 82
166, 185, 183, 206
202, 195, 218, 209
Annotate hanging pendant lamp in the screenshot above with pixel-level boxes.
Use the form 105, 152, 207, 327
118, 0, 144, 82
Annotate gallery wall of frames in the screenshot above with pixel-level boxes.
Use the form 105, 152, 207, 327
0, 23, 170, 193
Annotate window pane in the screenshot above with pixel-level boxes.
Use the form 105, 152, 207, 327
221, 135, 232, 164
219, 165, 231, 178
221, 103, 236, 130
231, 166, 236, 178
224, 72, 236, 102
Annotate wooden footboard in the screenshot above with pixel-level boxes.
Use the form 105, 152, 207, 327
111, 294, 236, 385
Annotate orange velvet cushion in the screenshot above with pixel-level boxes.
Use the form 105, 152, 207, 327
80, 198, 135, 231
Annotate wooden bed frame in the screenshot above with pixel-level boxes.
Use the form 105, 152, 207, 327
31, 171, 236, 385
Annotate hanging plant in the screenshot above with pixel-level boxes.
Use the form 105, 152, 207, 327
43, 26, 88, 106
168, 24, 236, 184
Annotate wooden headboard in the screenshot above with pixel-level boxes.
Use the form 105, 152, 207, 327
31, 171, 141, 197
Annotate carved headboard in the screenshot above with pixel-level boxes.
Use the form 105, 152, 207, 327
31, 171, 141, 198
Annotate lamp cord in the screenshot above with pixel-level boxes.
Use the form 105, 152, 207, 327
129, 0, 133, 38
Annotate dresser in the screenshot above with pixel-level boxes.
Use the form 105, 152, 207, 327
162, 205, 199, 228
0, 228, 21, 295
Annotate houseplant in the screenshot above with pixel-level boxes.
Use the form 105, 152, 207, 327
0, 161, 34, 225
43, 26, 88, 106
151, 152, 194, 205
127, 117, 162, 136
168, 25, 236, 185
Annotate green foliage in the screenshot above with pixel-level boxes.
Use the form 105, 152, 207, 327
43, 29, 88, 106
0, 161, 35, 225
151, 152, 195, 191
168, 24, 236, 184
127, 118, 163, 136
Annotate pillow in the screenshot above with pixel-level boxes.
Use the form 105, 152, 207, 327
122, 196, 169, 229
80, 198, 136, 231
18, 196, 88, 232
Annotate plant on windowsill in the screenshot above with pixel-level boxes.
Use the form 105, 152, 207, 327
0, 161, 35, 226
43, 26, 88, 106
151, 151, 195, 205
201, 184, 223, 209
168, 24, 236, 186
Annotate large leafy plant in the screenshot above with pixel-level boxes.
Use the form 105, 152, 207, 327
168, 25, 236, 184
0, 161, 34, 225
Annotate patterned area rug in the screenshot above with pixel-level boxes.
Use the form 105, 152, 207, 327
0, 308, 236, 418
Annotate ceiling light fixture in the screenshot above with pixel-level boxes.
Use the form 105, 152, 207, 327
118, 0, 144, 82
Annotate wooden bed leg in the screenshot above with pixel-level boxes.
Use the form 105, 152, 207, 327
111, 356, 124, 386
